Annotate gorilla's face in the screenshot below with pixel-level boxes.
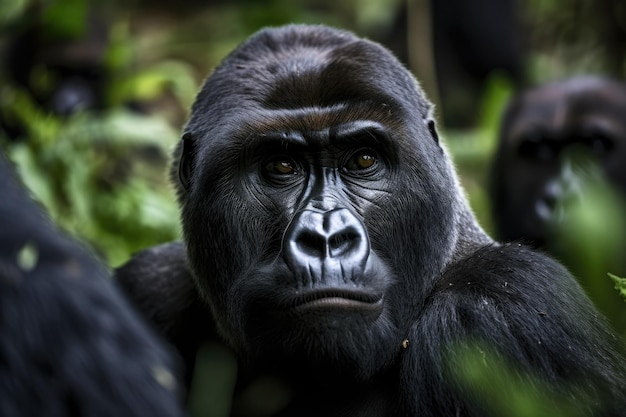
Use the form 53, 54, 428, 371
491, 76, 626, 247
176, 25, 459, 377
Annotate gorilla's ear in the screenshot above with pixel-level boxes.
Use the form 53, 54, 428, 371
178, 132, 196, 190
427, 120, 439, 145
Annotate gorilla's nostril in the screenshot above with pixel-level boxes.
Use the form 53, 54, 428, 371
295, 231, 327, 258
294, 230, 360, 258
328, 231, 360, 258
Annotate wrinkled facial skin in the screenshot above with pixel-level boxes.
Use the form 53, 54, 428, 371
175, 26, 459, 378
490, 76, 626, 247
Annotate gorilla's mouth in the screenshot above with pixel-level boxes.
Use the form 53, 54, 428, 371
291, 289, 383, 311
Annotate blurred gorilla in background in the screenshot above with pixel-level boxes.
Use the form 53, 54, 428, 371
490, 75, 626, 331
490, 76, 626, 257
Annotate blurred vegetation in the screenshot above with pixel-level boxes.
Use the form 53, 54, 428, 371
449, 343, 599, 417
1, 93, 183, 266
0, 0, 201, 266
609, 273, 626, 301
524, 0, 626, 78
547, 166, 626, 331
1, 0, 625, 416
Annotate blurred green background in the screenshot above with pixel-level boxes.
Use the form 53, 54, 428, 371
1, 1, 625, 415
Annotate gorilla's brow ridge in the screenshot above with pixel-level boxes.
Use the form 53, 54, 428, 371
243, 120, 388, 151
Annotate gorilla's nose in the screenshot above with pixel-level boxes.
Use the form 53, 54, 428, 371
284, 208, 369, 271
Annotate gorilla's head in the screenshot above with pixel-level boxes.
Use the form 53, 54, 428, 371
173, 24, 488, 378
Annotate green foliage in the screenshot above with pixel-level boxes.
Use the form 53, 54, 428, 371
0, 0, 204, 266
3, 126, 181, 267
608, 273, 626, 302
41, 0, 87, 39
450, 344, 593, 417
0, 0, 29, 27
445, 72, 516, 235
544, 160, 626, 334
552, 171, 626, 279
1, 82, 184, 266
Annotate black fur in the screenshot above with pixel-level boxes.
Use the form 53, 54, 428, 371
0, 152, 185, 417
116, 25, 626, 416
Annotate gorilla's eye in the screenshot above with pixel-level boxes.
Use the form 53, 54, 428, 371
263, 157, 299, 176
345, 150, 377, 171
517, 133, 556, 162
580, 132, 614, 156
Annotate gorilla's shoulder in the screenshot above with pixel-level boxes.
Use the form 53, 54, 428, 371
451, 242, 567, 275
437, 242, 579, 303
116, 242, 191, 294
115, 242, 203, 333
118, 241, 187, 273
425, 243, 614, 349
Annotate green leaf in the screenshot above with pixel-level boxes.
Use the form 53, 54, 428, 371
17, 243, 39, 272
608, 273, 626, 302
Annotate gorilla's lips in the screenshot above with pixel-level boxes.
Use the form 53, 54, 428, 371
290, 289, 383, 311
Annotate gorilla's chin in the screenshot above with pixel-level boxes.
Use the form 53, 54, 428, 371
243, 300, 398, 379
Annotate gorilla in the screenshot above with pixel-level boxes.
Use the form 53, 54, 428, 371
116, 26, 626, 416
489, 76, 626, 333
490, 76, 626, 251
0, 151, 184, 417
